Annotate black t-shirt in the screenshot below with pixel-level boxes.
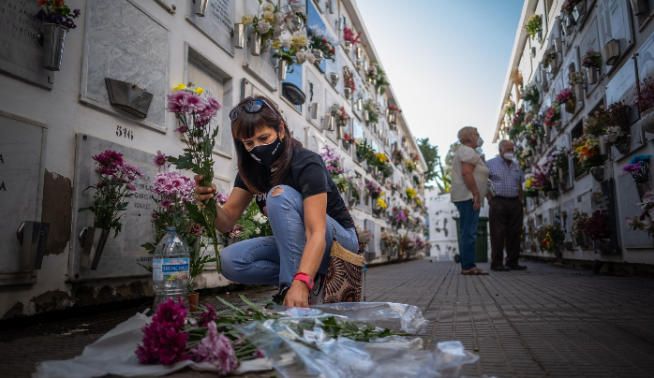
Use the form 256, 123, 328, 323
234, 147, 355, 229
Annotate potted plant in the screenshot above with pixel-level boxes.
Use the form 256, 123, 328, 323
637, 77, 654, 133
80, 150, 141, 270
35, 0, 81, 71
342, 26, 360, 54
525, 14, 543, 41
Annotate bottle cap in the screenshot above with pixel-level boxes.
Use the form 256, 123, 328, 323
165, 226, 177, 232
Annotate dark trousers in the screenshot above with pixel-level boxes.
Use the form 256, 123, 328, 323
489, 197, 523, 267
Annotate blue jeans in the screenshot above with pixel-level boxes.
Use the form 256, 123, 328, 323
454, 199, 479, 270
220, 185, 359, 287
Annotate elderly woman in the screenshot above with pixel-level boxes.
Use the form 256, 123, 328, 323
451, 126, 489, 275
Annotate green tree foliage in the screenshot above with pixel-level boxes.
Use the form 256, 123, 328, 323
417, 137, 451, 194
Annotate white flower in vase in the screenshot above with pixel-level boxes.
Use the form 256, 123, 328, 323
279, 30, 292, 49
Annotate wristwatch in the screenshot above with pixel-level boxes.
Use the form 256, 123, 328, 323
293, 272, 314, 290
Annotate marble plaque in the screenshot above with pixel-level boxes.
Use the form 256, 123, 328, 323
187, 0, 234, 56
81, 0, 169, 130
637, 32, 654, 81
598, 0, 634, 55
0, 0, 54, 89
617, 173, 653, 248
0, 113, 45, 275
71, 134, 158, 280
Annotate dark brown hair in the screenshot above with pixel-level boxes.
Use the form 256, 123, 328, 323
231, 96, 302, 193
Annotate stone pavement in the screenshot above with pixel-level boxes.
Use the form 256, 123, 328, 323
3, 259, 654, 377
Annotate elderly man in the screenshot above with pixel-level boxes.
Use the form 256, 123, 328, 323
486, 140, 526, 271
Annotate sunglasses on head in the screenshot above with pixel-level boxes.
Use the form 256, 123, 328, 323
228, 97, 278, 122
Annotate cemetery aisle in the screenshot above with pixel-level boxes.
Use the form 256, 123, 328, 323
2, 259, 654, 377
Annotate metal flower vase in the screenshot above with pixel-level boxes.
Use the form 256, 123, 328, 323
41, 23, 68, 71
233, 23, 246, 49
343, 41, 352, 54
250, 34, 262, 56
192, 0, 209, 16
603, 39, 621, 66
328, 72, 339, 87
79, 226, 111, 270
589, 166, 604, 182
344, 87, 352, 100
277, 59, 288, 81
641, 109, 654, 134
565, 99, 576, 114
324, 114, 337, 132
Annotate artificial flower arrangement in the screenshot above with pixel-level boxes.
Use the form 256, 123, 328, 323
308, 27, 336, 62
637, 76, 654, 114
572, 211, 591, 248
627, 191, 654, 237
343, 26, 361, 52
363, 99, 381, 125
330, 104, 351, 127
166, 83, 223, 268
390, 207, 409, 229
369, 152, 392, 178
373, 196, 388, 216
405, 187, 417, 201
404, 158, 417, 173
272, 29, 314, 68
320, 145, 345, 178
582, 50, 602, 69
366, 64, 390, 94
240, 1, 289, 53
83, 150, 141, 237
535, 223, 565, 253
523, 174, 542, 197
343, 66, 356, 97
555, 88, 576, 113
525, 14, 542, 40
35, 0, 81, 29
623, 155, 651, 184
522, 84, 540, 107
543, 105, 561, 130
365, 179, 383, 200
355, 139, 374, 163
562, 0, 583, 16
572, 134, 604, 171
342, 132, 355, 149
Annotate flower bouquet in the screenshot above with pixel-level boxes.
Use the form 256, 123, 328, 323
556, 88, 576, 113
637, 77, 654, 114
363, 99, 381, 125
365, 179, 383, 200
342, 26, 361, 53
572, 134, 604, 171
342, 132, 355, 150
228, 201, 272, 243
582, 50, 602, 70
166, 83, 223, 268
624, 155, 651, 183
330, 104, 351, 128
308, 27, 336, 63
80, 149, 141, 269
35, 0, 81, 29
240, 2, 284, 55
536, 224, 564, 254
525, 14, 542, 40
84, 150, 141, 237
320, 145, 345, 177
390, 206, 409, 228
373, 197, 388, 216
366, 64, 389, 94
627, 191, 654, 237
523, 84, 540, 107
543, 105, 561, 130
343, 66, 356, 99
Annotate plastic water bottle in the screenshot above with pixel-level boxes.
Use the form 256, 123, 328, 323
152, 227, 190, 308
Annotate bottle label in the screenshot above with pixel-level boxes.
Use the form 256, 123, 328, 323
152, 257, 190, 282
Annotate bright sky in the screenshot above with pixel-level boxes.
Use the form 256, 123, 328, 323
356, 0, 524, 159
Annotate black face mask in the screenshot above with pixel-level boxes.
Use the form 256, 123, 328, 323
249, 138, 283, 167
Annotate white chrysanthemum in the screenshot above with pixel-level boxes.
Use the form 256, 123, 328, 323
279, 30, 292, 49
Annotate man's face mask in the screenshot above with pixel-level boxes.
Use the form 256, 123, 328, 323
249, 138, 283, 167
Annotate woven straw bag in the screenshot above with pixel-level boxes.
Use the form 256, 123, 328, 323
323, 241, 365, 303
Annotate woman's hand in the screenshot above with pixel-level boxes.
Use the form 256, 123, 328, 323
473, 192, 481, 210
194, 175, 216, 202
284, 280, 309, 307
